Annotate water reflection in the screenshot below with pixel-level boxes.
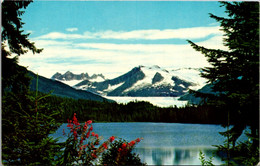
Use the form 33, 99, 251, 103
133, 147, 223, 165
174, 149, 191, 164
53, 123, 246, 165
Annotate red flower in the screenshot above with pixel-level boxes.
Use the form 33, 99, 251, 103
95, 133, 99, 138
91, 152, 97, 158
83, 123, 88, 132
91, 132, 95, 136
129, 140, 136, 146
86, 131, 90, 138
121, 143, 127, 149
86, 120, 92, 125
109, 136, 115, 142
67, 121, 73, 128
89, 125, 93, 131
72, 113, 77, 121
102, 143, 108, 149
72, 113, 80, 126
136, 138, 141, 143
73, 130, 77, 140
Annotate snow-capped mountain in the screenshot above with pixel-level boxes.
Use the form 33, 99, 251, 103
73, 65, 207, 97
170, 68, 207, 90
51, 71, 106, 86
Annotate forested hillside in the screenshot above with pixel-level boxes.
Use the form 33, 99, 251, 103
42, 92, 226, 124
29, 71, 113, 102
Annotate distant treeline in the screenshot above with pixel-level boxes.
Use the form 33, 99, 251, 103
41, 92, 228, 124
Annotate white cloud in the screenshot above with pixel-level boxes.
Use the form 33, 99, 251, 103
19, 40, 224, 79
94, 26, 222, 40
66, 27, 78, 32
38, 32, 83, 40
19, 27, 226, 79
38, 26, 222, 40
197, 35, 228, 51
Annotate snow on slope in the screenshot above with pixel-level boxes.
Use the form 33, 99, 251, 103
123, 65, 206, 94
103, 82, 125, 93
124, 65, 175, 92
54, 79, 84, 87
53, 75, 105, 87
56, 65, 207, 97
91, 76, 106, 82
170, 68, 207, 90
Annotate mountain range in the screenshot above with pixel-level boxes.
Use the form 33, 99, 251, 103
51, 65, 207, 97
51, 71, 106, 86
28, 71, 112, 102
178, 84, 214, 105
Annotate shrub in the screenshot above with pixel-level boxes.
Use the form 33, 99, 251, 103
100, 138, 146, 165
58, 113, 145, 165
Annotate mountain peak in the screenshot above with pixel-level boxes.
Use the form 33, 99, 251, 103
138, 65, 169, 74
52, 72, 62, 76
65, 71, 73, 74
51, 65, 206, 97
151, 65, 160, 69
139, 65, 161, 69
29, 71, 112, 102
51, 71, 106, 86
73, 65, 205, 97
51, 72, 63, 80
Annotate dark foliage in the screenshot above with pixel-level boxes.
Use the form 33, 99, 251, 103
2, 0, 43, 55
28, 71, 113, 102
100, 139, 146, 165
188, 2, 259, 165
38, 92, 226, 125
2, 90, 63, 165
2, 1, 63, 165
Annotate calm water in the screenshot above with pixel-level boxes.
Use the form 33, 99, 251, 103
52, 123, 248, 165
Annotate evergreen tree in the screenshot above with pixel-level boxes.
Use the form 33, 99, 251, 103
2, 1, 42, 55
2, 0, 43, 92
188, 2, 259, 165
2, 1, 62, 164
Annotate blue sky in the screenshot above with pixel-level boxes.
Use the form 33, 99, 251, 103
18, 1, 227, 78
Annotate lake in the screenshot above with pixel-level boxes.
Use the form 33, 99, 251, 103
52, 123, 248, 165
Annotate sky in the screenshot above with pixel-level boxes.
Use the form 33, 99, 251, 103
18, 1, 228, 79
